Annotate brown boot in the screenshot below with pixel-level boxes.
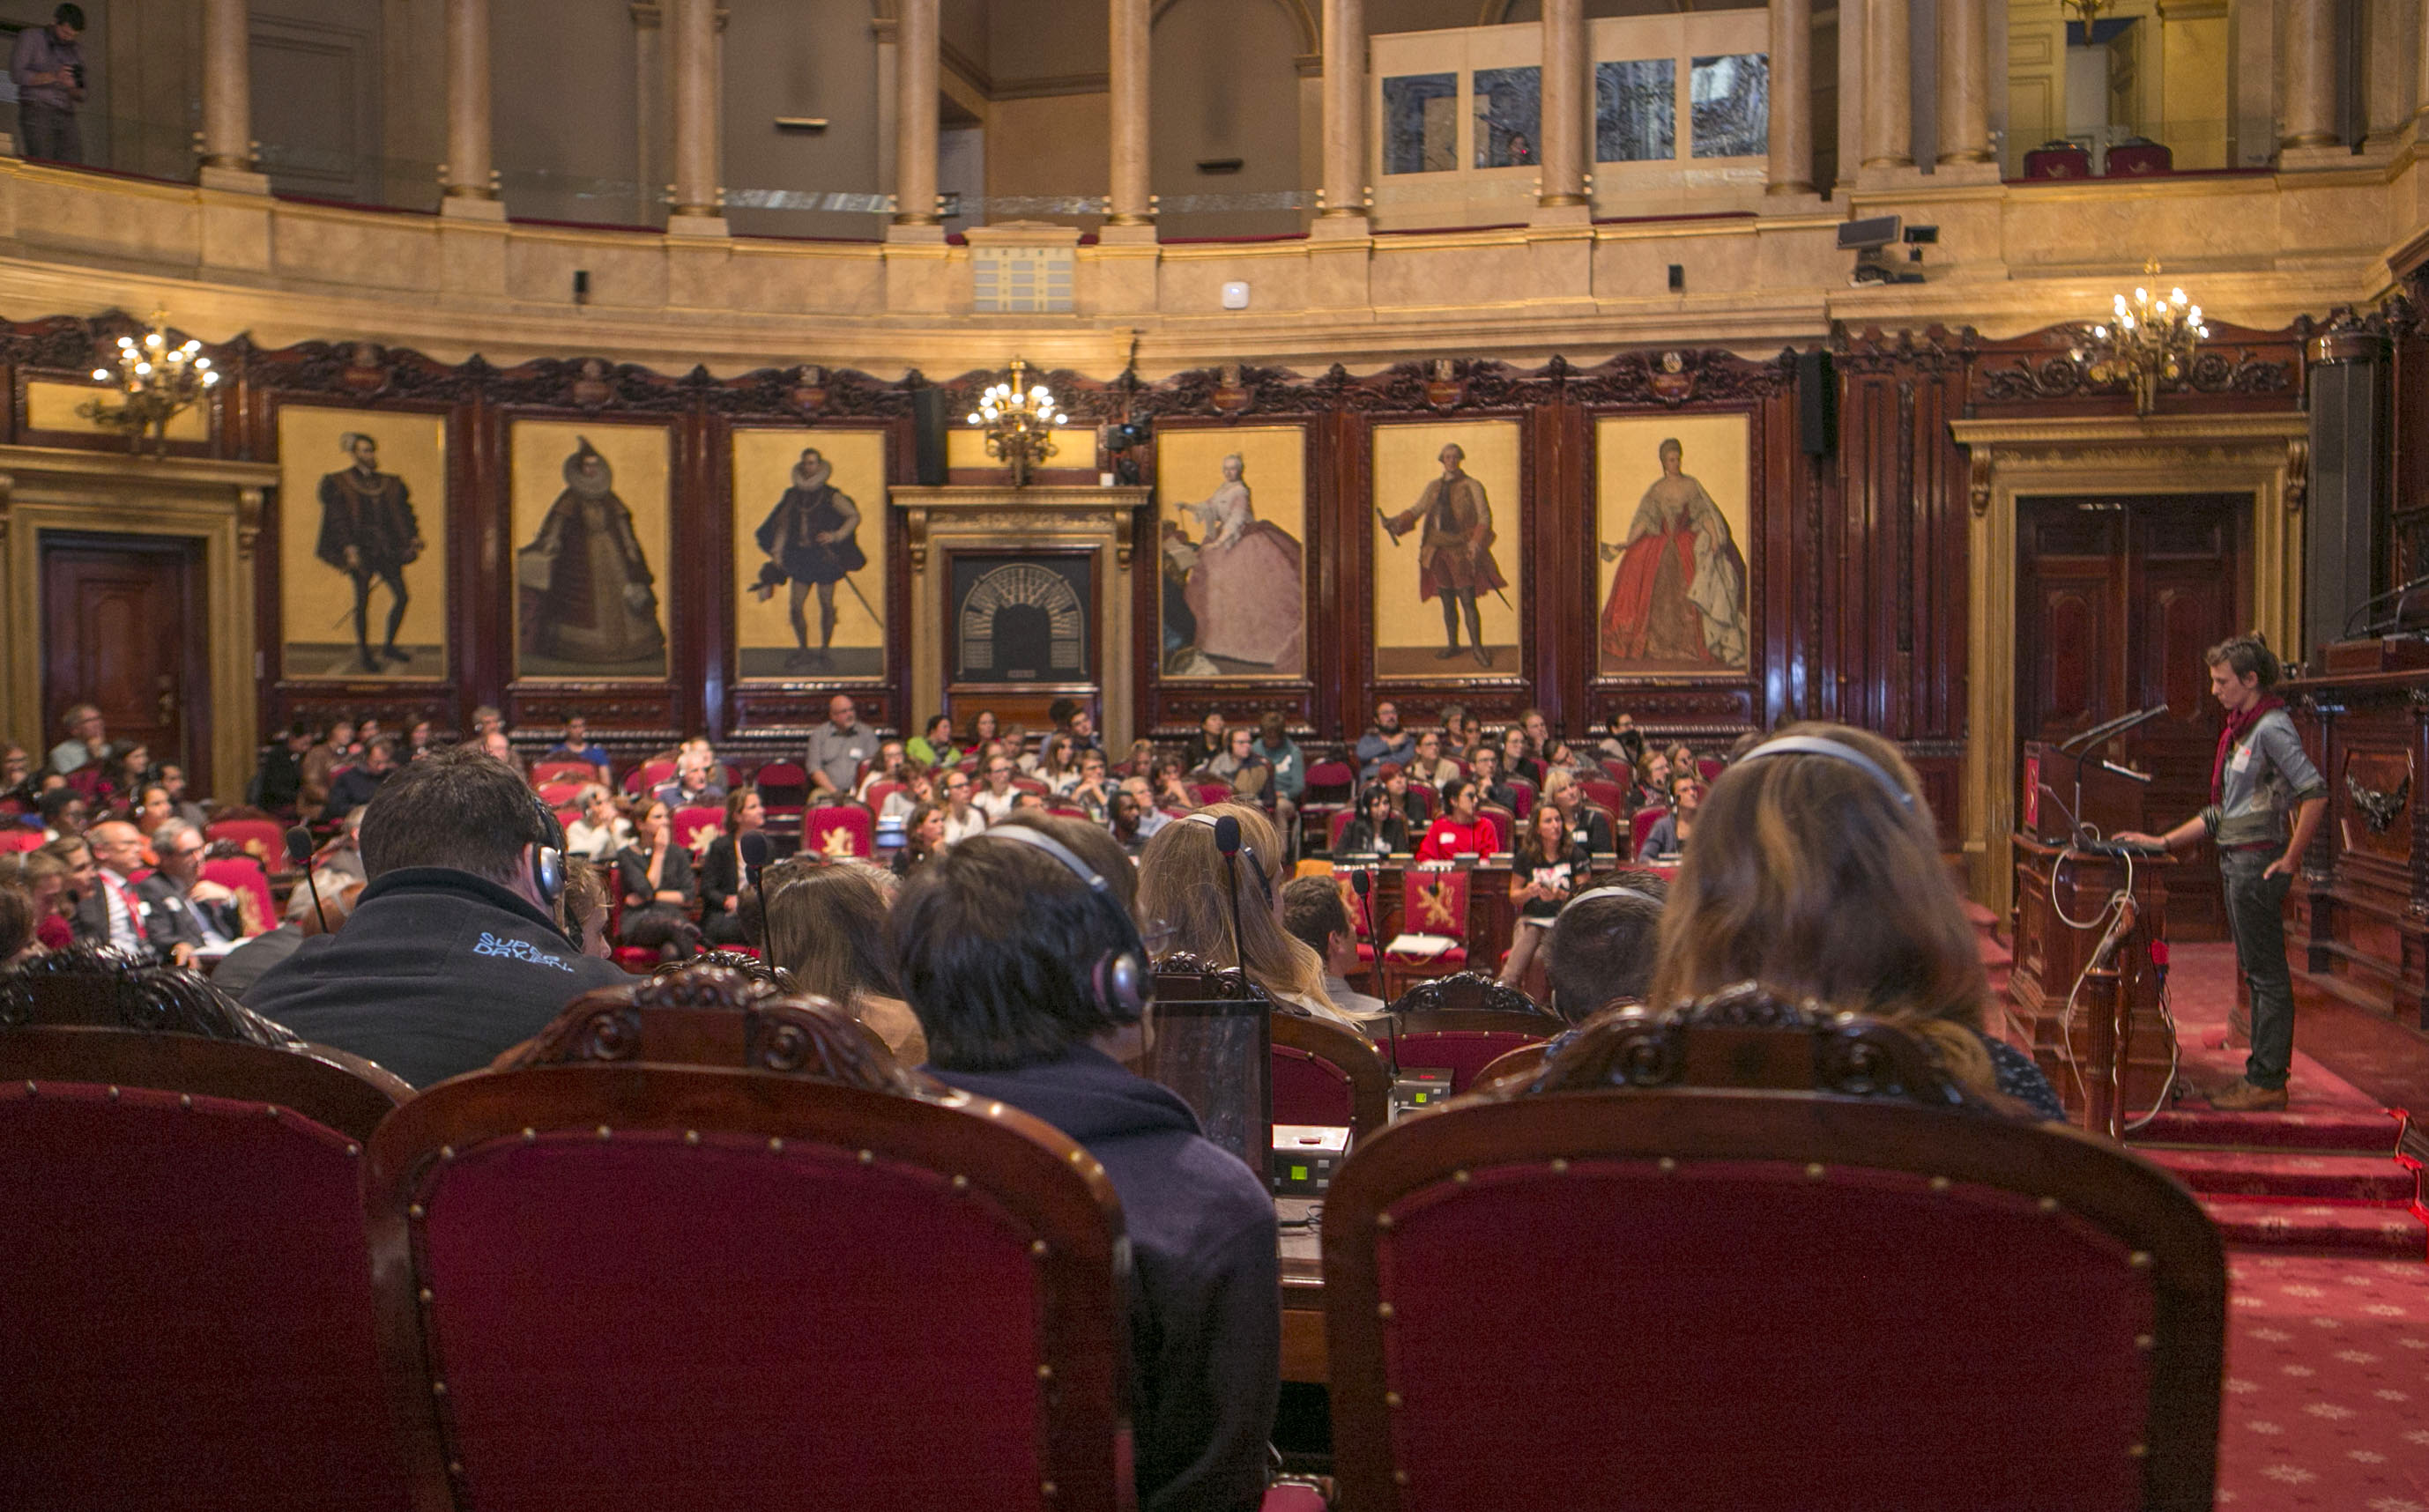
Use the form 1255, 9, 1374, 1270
2207, 1078, 2289, 1112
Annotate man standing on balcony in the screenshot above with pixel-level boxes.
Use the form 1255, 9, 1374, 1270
11, 5, 86, 166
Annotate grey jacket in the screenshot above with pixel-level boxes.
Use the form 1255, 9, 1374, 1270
2199, 708, 2326, 850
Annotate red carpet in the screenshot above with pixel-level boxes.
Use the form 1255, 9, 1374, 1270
2217, 1253, 2429, 1508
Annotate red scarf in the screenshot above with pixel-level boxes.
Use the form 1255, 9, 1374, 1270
2210, 695, 2282, 803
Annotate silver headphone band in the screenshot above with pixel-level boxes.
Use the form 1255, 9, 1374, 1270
1566, 885, 1662, 910
969, 824, 1109, 893
1733, 734, 1915, 811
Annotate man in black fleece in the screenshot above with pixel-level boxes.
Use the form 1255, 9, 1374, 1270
244, 745, 628, 1086
893, 828, 1279, 1512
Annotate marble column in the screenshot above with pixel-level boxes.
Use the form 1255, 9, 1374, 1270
2280, 0, 2338, 148
1538, 0, 1588, 208
668, 0, 721, 219
2363, 0, 2419, 145
1936, 0, 1992, 163
894, 0, 940, 226
1861, 0, 1913, 167
1319, 0, 1367, 223
1107, 0, 1153, 226
1767, 0, 1814, 194
442, 0, 497, 204
199, 0, 254, 174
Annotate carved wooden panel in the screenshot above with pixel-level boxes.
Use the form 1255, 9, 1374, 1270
2342, 748, 2417, 866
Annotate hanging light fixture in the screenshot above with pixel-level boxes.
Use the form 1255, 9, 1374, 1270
82, 311, 219, 452
2072, 260, 2209, 416
967, 357, 1065, 488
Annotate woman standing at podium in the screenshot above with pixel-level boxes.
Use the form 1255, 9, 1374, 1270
2116, 634, 2327, 1112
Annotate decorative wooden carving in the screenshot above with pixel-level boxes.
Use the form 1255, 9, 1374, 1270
500, 964, 917, 1093
1384, 971, 1553, 1018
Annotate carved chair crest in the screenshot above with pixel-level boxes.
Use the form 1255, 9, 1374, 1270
1388, 970, 1555, 1019
0, 946, 301, 1048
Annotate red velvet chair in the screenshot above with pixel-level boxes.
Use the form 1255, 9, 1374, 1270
1192, 782, 1235, 806
1504, 777, 1536, 819
672, 804, 724, 850
863, 778, 906, 814
1598, 756, 1633, 789
2023, 138, 2094, 178
754, 762, 809, 840
1383, 869, 1471, 1000
1578, 776, 1630, 813
1473, 805, 1513, 853
1012, 776, 1051, 797
2103, 137, 2173, 175
363, 1007, 1137, 1512
1695, 758, 1724, 783
1385, 975, 1556, 1094
531, 760, 599, 786
1331, 868, 1382, 987
201, 854, 279, 937
1321, 986, 2225, 1512
1298, 758, 1356, 850
806, 803, 875, 859
0, 1025, 412, 1512
1629, 804, 1668, 858
623, 759, 677, 797
0, 826, 41, 854
535, 779, 588, 809
1272, 1010, 1391, 1140
206, 816, 287, 866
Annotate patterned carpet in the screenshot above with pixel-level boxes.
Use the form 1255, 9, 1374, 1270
2217, 1253, 2429, 1508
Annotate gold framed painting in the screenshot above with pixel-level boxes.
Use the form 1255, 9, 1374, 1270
1155, 424, 1308, 679
509, 419, 672, 681
1593, 412, 1752, 675
733, 427, 888, 681
1370, 418, 1523, 679
277, 405, 448, 680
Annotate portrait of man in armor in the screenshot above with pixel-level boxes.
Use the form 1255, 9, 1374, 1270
750, 447, 868, 671
1369, 419, 1524, 680
317, 432, 425, 674
733, 428, 888, 681
279, 408, 449, 681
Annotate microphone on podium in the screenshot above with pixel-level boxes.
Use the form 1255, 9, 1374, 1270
286, 825, 331, 935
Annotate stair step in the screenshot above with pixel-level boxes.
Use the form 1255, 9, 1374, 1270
2141, 1148, 2415, 1203
2199, 1196, 2425, 1258
2131, 1108, 2402, 1153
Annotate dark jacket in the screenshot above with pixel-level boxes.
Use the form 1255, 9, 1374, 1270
135, 873, 243, 955
320, 763, 391, 825
242, 866, 627, 1087
613, 842, 697, 908
210, 923, 303, 998
251, 745, 306, 811
931, 1047, 1278, 1512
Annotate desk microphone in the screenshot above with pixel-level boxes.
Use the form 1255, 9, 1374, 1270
739, 830, 773, 961
1213, 813, 1246, 972
286, 825, 330, 935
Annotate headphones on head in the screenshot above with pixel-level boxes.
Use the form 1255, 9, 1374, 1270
1734, 734, 1915, 812
526, 793, 566, 905
970, 825, 1151, 1022
1185, 810, 1274, 903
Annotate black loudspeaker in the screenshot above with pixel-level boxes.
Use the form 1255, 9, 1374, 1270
912, 387, 949, 485
1797, 350, 1836, 457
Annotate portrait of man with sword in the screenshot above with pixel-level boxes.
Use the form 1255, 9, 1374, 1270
749, 447, 873, 671
1380, 441, 1510, 669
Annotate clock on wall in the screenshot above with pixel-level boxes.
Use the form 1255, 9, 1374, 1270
949, 553, 1094, 685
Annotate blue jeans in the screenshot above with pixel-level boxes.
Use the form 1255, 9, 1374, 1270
2220, 847, 2296, 1089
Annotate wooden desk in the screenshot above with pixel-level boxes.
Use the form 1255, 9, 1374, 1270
2009, 834, 2174, 1136
1277, 1197, 1326, 1385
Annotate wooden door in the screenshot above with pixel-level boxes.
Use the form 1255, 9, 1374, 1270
40, 532, 212, 793
2017, 494, 2249, 940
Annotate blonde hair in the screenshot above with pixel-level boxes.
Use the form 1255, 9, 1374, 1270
1136, 802, 1334, 1009
1646, 722, 2002, 1101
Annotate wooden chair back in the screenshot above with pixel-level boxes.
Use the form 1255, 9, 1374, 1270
0, 1022, 412, 1512
1386, 1009, 1556, 1094
365, 1020, 1132, 1511
1321, 985, 2225, 1512
1271, 1009, 1391, 1140
806, 803, 875, 859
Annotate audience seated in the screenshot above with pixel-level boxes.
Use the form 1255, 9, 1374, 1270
651, 747, 726, 810
80, 820, 168, 961
1182, 710, 1227, 771
556, 856, 611, 960
1415, 775, 1492, 862
613, 798, 702, 961
37, 786, 86, 841
1281, 875, 1387, 1020
697, 787, 763, 945
1353, 700, 1413, 779
1636, 769, 1702, 860
544, 715, 613, 780
970, 751, 1020, 822
891, 801, 946, 877
563, 783, 633, 860
1336, 782, 1409, 859
905, 712, 962, 771
895, 823, 1280, 1512
1405, 727, 1458, 789
1543, 870, 1669, 1023
1501, 803, 1592, 989
760, 856, 926, 1063
242, 745, 628, 1087
937, 767, 985, 845
136, 819, 246, 960
209, 874, 362, 998
320, 735, 397, 826
0, 874, 34, 966
248, 723, 314, 813
806, 693, 878, 804
19, 847, 75, 952
1138, 804, 1360, 1032
1645, 723, 2063, 1120
1540, 767, 1617, 855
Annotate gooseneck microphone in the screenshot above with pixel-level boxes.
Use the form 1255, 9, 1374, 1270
286, 824, 331, 935
1350, 866, 1381, 957
739, 829, 773, 961
1212, 813, 1247, 973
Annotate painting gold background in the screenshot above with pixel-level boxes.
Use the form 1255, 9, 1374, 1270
29, 380, 208, 441
1370, 419, 1523, 667
277, 405, 449, 679
1593, 411, 1751, 671
509, 419, 672, 680
946, 425, 1096, 471
1155, 425, 1306, 680
732, 427, 888, 676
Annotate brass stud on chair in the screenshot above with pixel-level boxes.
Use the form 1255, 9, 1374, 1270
408, 1204, 426, 1219
858, 1149, 874, 1164
2128, 1443, 2147, 1458
264, 1105, 279, 1119
22, 1080, 34, 1095
1658, 1157, 1677, 1173
2128, 1251, 2151, 1268
1375, 1212, 1393, 1230
446, 1462, 462, 1477
1037, 1363, 1053, 1380
346, 1143, 360, 1158
597, 1125, 612, 1142
1805, 1162, 1826, 1179
179, 1093, 192, 1109
1030, 1240, 1049, 1256
2134, 1333, 2153, 1351
1393, 1470, 1409, 1486
1549, 1158, 1568, 1174
2037, 1197, 2059, 1212
1040, 1481, 1058, 1498
684, 1130, 699, 1145
419, 1287, 434, 1304
440, 1145, 456, 1161
432, 1380, 447, 1397
1928, 1175, 1950, 1192
1452, 1168, 1469, 1183
522, 1127, 537, 1144
1385, 1390, 1402, 1407
953, 1174, 970, 1191
769, 1137, 785, 1153
106, 1085, 119, 1101
1377, 1301, 1394, 1319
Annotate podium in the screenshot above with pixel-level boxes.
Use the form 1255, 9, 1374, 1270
2009, 834, 2175, 1138
2019, 738, 2148, 845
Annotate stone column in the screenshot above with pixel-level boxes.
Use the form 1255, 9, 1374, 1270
1937, 0, 1991, 163
1767, 0, 1814, 194
1107, 0, 1153, 233
198, 0, 256, 177
893, 0, 941, 229
441, 0, 500, 212
667, 0, 723, 223
1318, 0, 1367, 227
2280, 0, 2339, 149
1537, 0, 1589, 213
2364, 0, 2419, 147
1861, 0, 1913, 168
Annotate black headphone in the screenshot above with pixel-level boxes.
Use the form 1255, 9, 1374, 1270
526, 793, 566, 905
1185, 810, 1272, 903
972, 826, 1151, 1022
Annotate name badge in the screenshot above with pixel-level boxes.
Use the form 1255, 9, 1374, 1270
2229, 744, 2254, 774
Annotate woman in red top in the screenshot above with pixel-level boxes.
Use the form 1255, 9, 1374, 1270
1416, 775, 1494, 862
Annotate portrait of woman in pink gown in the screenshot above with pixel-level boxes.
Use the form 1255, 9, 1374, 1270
1163, 452, 1305, 676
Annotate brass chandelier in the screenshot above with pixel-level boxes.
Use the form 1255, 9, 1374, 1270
2075, 261, 2209, 416
83, 312, 219, 452
967, 357, 1066, 487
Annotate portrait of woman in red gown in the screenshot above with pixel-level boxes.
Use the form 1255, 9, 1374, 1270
1599, 434, 1748, 671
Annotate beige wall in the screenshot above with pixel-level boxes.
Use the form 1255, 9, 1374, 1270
1152, 0, 1306, 238
492, 0, 646, 226
984, 91, 1111, 224
721, 0, 887, 239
